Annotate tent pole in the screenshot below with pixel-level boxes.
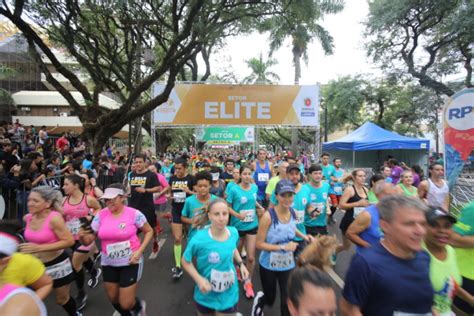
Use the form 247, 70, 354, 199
352, 150, 355, 169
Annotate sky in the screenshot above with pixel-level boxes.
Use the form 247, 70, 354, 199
212, 0, 375, 85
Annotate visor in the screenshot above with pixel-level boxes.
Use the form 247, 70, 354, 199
99, 188, 125, 200
0, 232, 19, 256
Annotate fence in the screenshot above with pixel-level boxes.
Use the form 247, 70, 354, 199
0, 175, 63, 221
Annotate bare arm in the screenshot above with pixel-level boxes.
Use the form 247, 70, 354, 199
346, 212, 371, 247
28, 273, 53, 300
86, 196, 102, 215
450, 232, 474, 248
0, 294, 43, 316
418, 180, 429, 202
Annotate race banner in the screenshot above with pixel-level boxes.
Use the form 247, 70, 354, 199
152, 84, 319, 126
195, 127, 254, 143
443, 88, 474, 188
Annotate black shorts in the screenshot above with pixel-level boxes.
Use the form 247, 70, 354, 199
305, 225, 328, 236
141, 209, 156, 228
171, 207, 183, 224
453, 276, 474, 313
238, 227, 258, 238
102, 259, 143, 288
195, 302, 237, 314
339, 212, 354, 235
44, 251, 75, 288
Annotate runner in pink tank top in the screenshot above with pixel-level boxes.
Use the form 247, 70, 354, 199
20, 186, 77, 316
62, 174, 102, 311
80, 183, 153, 316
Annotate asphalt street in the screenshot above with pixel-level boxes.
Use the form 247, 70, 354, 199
45, 210, 354, 316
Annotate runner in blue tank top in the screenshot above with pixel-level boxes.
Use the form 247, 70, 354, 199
252, 149, 273, 208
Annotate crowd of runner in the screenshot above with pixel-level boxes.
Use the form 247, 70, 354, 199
1, 121, 474, 316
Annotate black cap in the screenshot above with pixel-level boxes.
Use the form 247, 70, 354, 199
426, 207, 457, 225
275, 179, 296, 195
286, 163, 301, 174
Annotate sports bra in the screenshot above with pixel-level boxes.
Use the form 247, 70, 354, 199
24, 211, 60, 244
63, 194, 90, 220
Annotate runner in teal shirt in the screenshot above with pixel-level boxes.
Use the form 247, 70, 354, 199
321, 152, 336, 183
304, 164, 331, 236
223, 168, 240, 198
182, 199, 248, 314
181, 171, 216, 240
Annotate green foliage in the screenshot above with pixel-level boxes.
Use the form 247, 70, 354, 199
365, 0, 473, 96
243, 53, 280, 84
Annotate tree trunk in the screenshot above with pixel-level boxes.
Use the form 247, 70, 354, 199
291, 47, 302, 156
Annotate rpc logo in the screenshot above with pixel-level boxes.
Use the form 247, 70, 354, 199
446, 90, 474, 131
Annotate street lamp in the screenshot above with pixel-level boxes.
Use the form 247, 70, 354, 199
320, 97, 328, 142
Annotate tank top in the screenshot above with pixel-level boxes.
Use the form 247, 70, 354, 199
399, 183, 418, 197
259, 208, 296, 271
254, 161, 271, 200
357, 204, 383, 253
24, 211, 60, 245
346, 185, 368, 218
427, 179, 449, 208
63, 194, 90, 240
0, 284, 47, 316
210, 180, 225, 198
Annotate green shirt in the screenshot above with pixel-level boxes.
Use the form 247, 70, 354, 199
454, 202, 474, 279
398, 183, 418, 197
367, 190, 378, 204
265, 176, 281, 196
423, 244, 462, 314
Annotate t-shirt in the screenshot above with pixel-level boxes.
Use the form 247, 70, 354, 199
423, 244, 461, 314
161, 164, 173, 182
304, 182, 330, 227
129, 170, 159, 212
153, 172, 169, 205
454, 201, 474, 280
321, 164, 335, 182
227, 184, 259, 232
183, 226, 239, 311
169, 174, 196, 212
182, 194, 217, 240
224, 181, 237, 197
343, 242, 434, 315
329, 168, 345, 195
220, 171, 234, 184
391, 166, 404, 184
91, 206, 147, 267
265, 176, 281, 196
0, 253, 45, 286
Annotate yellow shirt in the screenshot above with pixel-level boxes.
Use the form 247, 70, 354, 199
0, 253, 46, 286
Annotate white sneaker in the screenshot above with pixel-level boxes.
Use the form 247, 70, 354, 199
112, 311, 120, 316
251, 291, 265, 316
148, 250, 159, 260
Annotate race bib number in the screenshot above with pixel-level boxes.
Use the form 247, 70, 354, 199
66, 218, 81, 236
257, 173, 269, 182
334, 186, 342, 194
106, 240, 132, 260
210, 269, 235, 293
46, 258, 73, 280
353, 207, 365, 218
241, 209, 255, 222
173, 191, 186, 203
269, 251, 294, 269
295, 210, 305, 224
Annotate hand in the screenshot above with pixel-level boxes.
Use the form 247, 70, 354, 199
19, 243, 43, 254
237, 212, 246, 221
284, 242, 298, 252
304, 235, 314, 243
135, 187, 146, 193
240, 264, 250, 281
129, 251, 142, 264
197, 276, 212, 294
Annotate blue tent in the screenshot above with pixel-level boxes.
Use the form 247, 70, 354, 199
322, 122, 430, 171
323, 122, 429, 151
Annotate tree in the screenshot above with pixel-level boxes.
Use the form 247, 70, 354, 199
365, 0, 473, 96
260, 0, 344, 84
0, 1, 285, 153
243, 53, 280, 84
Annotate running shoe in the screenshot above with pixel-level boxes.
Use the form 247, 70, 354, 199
138, 299, 147, 316
172, 266, 183, 279
164, 212, 172, 223
112, 311, 120, 316
93, 252, 101, 264
76, 291, 88, 311
251, 291, 265, 316
149, 242, 159, 259
87, 267, 102, 288
75, 312, 83, 316
155, 226, 164, 235
244, 282, 255, 299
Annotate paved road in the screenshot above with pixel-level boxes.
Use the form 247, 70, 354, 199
45, 210, 354, 316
